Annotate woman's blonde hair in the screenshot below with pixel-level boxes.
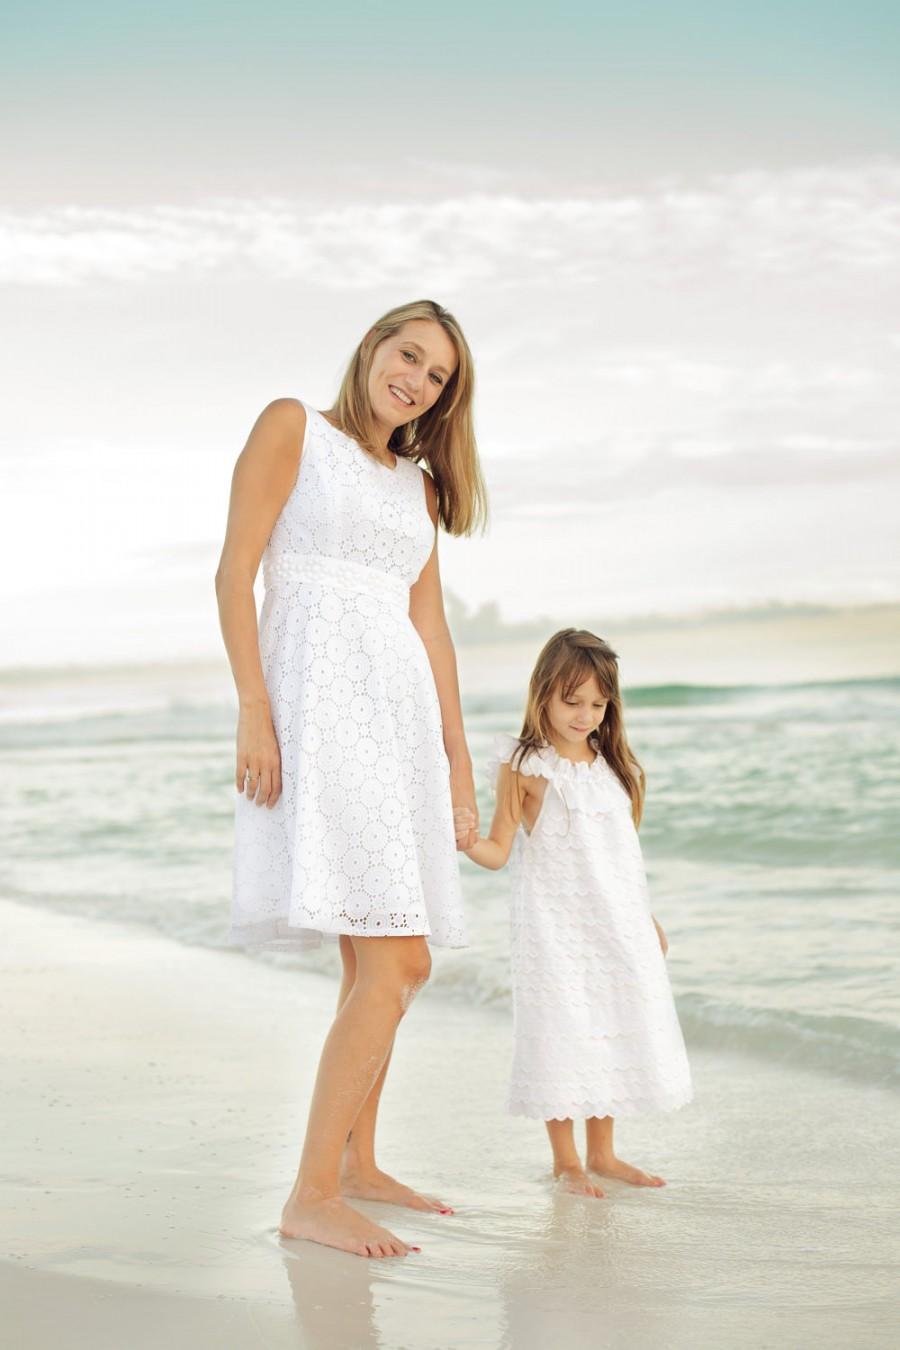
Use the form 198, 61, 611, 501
514, 628, 646, 825
328, 299, 486, 536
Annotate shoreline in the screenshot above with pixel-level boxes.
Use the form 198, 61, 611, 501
3, 898, 899, 1349
2, 599, 900, 693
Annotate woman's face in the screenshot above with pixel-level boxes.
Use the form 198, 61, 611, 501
546, 675, 608, 749
366, 319, 458, 430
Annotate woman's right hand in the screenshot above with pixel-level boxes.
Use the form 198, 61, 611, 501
236, 699, 282, 807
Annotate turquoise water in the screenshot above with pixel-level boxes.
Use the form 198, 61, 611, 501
2, 665, 898, 1088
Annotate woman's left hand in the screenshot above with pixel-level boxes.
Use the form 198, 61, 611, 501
653, 918, 669, 957
450, 767, 479, 852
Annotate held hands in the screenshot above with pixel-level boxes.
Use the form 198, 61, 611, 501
450, 760, 478, 851
453, 805, 479, 851
653, 917, 669, 958
236, 700, 282, 808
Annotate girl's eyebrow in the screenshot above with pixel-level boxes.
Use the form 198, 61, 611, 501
401, 339, 451, 378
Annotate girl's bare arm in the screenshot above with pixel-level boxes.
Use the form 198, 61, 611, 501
463, 765, 523, 870
214, 399, 305, 807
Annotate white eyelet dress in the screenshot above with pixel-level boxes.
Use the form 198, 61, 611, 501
229, 404, 467, 950
489, 735, 692, 1120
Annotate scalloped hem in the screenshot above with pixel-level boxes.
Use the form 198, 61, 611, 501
508, 1089, 693, 1121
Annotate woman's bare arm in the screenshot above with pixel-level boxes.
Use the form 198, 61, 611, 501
408, 471, 478, 849
215, 398, 306, 807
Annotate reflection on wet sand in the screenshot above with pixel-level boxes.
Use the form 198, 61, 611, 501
280, 1236, 382, 1350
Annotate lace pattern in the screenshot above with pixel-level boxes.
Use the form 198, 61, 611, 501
229, 404, 467, 950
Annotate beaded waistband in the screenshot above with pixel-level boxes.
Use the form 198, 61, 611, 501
263, 550, 409, 612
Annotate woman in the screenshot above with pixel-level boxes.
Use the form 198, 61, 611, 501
215, 300, 486, 1259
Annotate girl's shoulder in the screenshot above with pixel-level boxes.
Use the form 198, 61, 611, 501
486, 734, 556, 787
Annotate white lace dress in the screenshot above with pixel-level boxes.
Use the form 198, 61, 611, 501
229, 404, 466, 950
490, 735, 692, 1120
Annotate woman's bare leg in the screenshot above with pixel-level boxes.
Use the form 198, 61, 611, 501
334, 937, 452, 1214
585, 1115, 665, 1187
546, 1118, 604, 1198
279, 935, 432, 1256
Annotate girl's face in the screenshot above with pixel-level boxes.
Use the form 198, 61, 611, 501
366, 319, 458, 431
546, 674, 609, 749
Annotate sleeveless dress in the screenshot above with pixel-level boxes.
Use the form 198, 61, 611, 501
229, 404, 467, 950
489, 735, 692, 1120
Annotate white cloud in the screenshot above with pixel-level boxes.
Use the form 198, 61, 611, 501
2, 163, 899, 288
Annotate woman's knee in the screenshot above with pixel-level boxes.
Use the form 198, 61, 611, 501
397, 943, 432, 1004
354, 938, 431, 1011
386, 943, 432, 1009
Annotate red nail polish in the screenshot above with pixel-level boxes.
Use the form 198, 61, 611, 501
410, 1245, 421, 1252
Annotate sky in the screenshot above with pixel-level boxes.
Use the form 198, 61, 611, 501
1, 1, 899, 667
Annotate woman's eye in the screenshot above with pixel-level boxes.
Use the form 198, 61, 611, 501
430, 373, 443, 386
402, 350, 415, 362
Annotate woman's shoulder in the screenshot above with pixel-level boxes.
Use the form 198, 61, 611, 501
236, 399, 308, 488
255, 397, 308, 434
243, 399, 310, 467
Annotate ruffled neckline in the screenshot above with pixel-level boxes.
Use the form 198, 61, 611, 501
495, 734, 606, 779
487, 732, 626, 818
538, 741, 606, 778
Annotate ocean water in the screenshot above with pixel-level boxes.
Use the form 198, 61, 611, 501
2, 663, 898, 1090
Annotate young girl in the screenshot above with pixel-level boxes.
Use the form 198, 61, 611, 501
457, 628, 692, 1197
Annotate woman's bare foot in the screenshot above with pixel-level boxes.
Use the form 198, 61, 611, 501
340, 1163, 453, 1214
587, 1154, 666, 1187
279, 1193, 415, 1257
553, 1164, 605, 1198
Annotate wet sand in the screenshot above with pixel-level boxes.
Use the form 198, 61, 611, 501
2, 898, 898, 1349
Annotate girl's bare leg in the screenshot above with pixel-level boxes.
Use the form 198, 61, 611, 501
335, 937, 452, 1214
279, 935, 432, 1256
585, 1115, 666, 1187
545, 1119, 604, 1198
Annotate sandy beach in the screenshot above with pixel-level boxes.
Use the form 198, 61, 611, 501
2, 897, 898, 1349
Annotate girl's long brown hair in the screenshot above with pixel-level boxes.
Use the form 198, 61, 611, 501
514, 628, 646, 825
328, 299, 487, 537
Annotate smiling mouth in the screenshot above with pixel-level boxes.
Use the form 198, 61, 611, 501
389, 385, 414, 407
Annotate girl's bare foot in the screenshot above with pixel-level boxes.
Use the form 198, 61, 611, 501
587, 1154, 666, 1187
553, 1164, 605, 1198
279, 1193, 414, 1257
340, 1163, 453, 1214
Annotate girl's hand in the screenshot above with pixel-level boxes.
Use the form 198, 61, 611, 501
450, 770, 479, 851
653, 918, 669, 957
453, 806, 477, 847
236, 699, 282, 808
